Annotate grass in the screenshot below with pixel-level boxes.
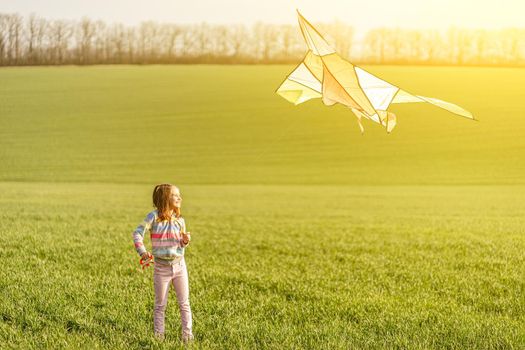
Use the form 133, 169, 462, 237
0, 65, 524, 349
1, 65, 524, 185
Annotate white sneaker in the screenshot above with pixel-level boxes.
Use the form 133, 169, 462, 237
182, 333, 194, 344
154, 332, 165, 342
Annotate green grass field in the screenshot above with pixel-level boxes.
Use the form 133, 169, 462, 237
0, 65, 524, 349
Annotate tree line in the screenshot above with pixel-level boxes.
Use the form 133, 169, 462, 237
0, 13, 524, 66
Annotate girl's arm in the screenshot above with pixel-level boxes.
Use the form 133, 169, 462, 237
180, 218, 190, 247
132, 211, 155, 256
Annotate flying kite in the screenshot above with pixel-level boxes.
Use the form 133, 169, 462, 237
276, 11, 474, 133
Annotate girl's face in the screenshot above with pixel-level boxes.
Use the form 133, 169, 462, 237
170, 187, 182, 209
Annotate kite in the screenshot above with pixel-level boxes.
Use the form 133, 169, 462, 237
276, 11, 474, 133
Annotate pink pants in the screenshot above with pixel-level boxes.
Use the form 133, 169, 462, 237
153, 258, 192, 337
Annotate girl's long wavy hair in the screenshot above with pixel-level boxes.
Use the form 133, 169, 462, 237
152, 183, 181, 221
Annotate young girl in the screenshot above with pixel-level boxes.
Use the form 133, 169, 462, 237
132, 183, 193, 342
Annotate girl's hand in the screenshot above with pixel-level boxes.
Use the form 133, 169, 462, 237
140, 251, 154, 270
181, 231, 191, 245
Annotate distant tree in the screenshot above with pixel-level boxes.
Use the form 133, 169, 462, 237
48, 19, 72, 64
274, 24, 296, 61
195, 23, 210, 60
124, 27, 136, 63
448, 28, 475, 65
228, 24, 249, 60
212, 25, 229, 59
161, 23, 180, 61
5, 14, 23, 65
92, 20, 107, 64
364, 28, 387, 63
26, 14, 38, 64
108, 23, 126, 64
76, 17, 95, 64
0, 14, 8, 65
501, 28, 525, 64
423, 30, 443, 64
177, 24, 195, 60
253, 22, 275, 62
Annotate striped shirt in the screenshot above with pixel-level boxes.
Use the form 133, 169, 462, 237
132, 210, 188, 261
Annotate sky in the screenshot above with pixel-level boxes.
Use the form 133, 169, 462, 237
1, 0, 524, 32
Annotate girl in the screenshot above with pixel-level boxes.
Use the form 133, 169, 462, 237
132, 183, 193, 342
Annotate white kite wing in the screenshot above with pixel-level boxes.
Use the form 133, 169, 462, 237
351, 67, 399, 132
355, 67, 399, 111
392, 90, 474, 119
276, 62, 322, 105
415, 96, 474, 119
